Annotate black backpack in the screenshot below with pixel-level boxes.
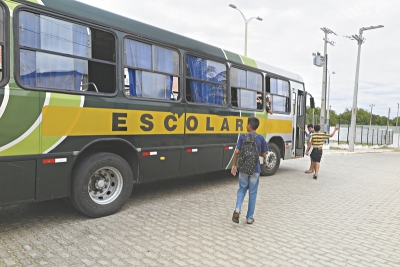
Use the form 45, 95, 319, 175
238, 133, 259, 175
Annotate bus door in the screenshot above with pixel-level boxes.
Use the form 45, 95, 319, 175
291, 82, 306, 157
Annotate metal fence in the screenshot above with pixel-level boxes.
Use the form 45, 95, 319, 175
331, 120, 394, 146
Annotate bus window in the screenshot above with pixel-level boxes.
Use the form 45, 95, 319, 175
18, 11, 116, 94
0, 4, 4, 82
186, 55, 226, 106
124, 39, 179, 101
270, 78, 290, 114
230, 68, 263, 110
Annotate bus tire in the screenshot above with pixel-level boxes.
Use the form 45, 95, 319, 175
260, 143, 281, 176
70, 152, 134, 217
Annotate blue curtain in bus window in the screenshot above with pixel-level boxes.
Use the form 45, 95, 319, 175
125, 39, 151, 70
270, 78, 278, 94
206, 61, 225, 105
154, 46, 174, 99
272, 95, 286, 112
37, 52, 75, 90
128, 68, 136, 96
154, 46, 177, 75
135, 70, 143, 97
168, 76, 173, 99
20, 49, 37, 86
141, 72, 166, 99
247, 71, 261, 91
73, 24, 91, 58
40, 15, 73, 55
239, 89, 256, 109
19, 12, 40, 48
187, 55, 207, 103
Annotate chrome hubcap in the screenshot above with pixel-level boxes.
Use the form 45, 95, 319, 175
88, 167, 123, 205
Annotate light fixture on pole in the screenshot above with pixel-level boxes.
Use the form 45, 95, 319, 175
319, 27, 336, 133
229, 4, 262, 57
327, 70, 335, 127
346, 25, 384, 152
369, 104, 375, 127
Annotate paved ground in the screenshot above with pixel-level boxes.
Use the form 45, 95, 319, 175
1, 150, 400, 266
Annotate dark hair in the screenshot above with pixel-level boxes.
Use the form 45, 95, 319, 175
307, 124, 313, 129
314, 124, 321, 131
248, 116, 259, 130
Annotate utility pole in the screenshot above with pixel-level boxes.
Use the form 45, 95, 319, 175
320, 28, 336, 133
397, 103, 399, 147
346, 25, 384, 152
327, 71, 335, 127
387, 108, 390, 145
369, 104, 375, 127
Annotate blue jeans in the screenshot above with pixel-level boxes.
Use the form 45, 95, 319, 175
235, 172, 260, 221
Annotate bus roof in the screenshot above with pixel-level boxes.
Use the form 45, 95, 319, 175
38, 0, 304, 83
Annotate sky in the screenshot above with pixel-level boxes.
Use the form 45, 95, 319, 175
79, 0, 400, 117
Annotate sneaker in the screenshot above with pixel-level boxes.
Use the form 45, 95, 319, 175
247, 218, 255, 224
232, 211, 240, 223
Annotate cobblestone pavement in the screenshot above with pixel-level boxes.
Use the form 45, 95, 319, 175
1, 151, 400, 266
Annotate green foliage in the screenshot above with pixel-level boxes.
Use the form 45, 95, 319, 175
305, 106, 400, 126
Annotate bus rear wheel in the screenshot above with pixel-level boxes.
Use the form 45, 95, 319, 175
260, 143, 281, 176
70, 153, 134, 217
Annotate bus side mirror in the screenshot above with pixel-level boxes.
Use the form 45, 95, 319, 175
310, 97, 315, 109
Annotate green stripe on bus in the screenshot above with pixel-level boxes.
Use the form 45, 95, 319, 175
4, 0, 19, 11
240, 56, 258, 68
223, 50, 242, 64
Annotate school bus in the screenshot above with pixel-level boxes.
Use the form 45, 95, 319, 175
0, 0, 312, 217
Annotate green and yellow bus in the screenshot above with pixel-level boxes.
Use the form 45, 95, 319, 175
0, 0, 313, 217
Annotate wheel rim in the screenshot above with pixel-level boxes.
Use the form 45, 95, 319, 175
265, 152, 277, 169
88, 166, 123, 205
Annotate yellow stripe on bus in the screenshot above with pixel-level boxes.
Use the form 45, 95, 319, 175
42, 106, 290, 136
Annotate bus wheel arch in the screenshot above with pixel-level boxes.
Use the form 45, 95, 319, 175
73, 139, 140, 182
261, 137, 283, 176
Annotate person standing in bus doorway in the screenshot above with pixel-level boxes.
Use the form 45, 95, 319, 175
231, 116, 268, 224
266, 94, 273, 115
305, 124, 339, 179
304, 124, 315, 174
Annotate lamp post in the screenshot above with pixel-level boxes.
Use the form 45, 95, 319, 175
345, 25, 384, 152
369, 104, 375, 127
229, 4, 262, 57
320, 27, 336, 133
397, 103, 399, 147
327, 70, 335, 127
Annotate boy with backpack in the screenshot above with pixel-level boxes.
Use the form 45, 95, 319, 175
231, 116, 268, 224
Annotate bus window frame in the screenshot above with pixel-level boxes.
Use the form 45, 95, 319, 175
0, 0, 10, 88
13, 5, 119, 97
229, 65, 264, 112
122, 35, 182, 103
266, 75, 291, 115
184, 52, 228, 108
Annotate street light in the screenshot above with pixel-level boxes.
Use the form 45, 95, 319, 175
345, 25, 384, 152
327, 70, 335, 127
320, 27, 336, 133
229, 4, 262, 57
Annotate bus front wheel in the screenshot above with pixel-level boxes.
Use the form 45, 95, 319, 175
70, 153, 134, 217
260, 143, 281, 176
